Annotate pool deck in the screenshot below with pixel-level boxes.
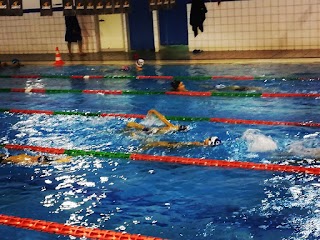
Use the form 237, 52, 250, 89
2, 49, 320, 65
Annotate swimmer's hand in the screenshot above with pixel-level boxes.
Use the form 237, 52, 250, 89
53, 156, 72, 164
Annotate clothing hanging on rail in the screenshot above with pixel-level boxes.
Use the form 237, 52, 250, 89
190, 0, 207, 37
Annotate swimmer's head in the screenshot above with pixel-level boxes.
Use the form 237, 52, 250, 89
142, 127, 150, 132
136, 59, 144, 68
215, 84, 226, 89
121, 65, 130, 71
0, 154, 6, 162
178, 125, 188, 131
204, 136, 221, 146
171, 80, 186, 92
171, 80, 181, 90
12, 58, 20, 65
38, 155, 50, 163
0, 61, 8, 67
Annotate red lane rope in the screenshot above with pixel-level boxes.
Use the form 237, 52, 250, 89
71, 75, 88, 79
86, 75, 104, 79
3, 144, 320, 176
100, 113, 146, 119
1, 108, 319, 128
9, 109, 54, 115
5, 144, 64, 154
11, 75, 41, 79
11, 88, 27, 92
5, 88, 320, 98
136, 76, 174, 80
11, 88, 47, 93
210, 118, 320, 127
0, 214, 162, 240
130, 154, 320, 175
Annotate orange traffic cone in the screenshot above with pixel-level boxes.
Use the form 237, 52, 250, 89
54, 47, 64, 66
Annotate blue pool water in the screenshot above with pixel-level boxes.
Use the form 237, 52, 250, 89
0, 63, 319, 240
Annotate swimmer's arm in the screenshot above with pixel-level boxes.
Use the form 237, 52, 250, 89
54, 156, 72, 164
4, 154, 39, 164
143, 141, 203, 149
126, 121, 147, 130
157, 126, 181, 134
147, 109, 175, 128
143, 141, 182, 149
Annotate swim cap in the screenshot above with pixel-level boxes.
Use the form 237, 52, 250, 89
0, 154, 6, 162
178, 125, 188, 131
12, 58, 19, 64
136, 59, 144, 68
215, 84, 226, 89
171, 80, 181, 90
38, 155, 49, 163
142, 127, 150, 132
208, 136, 221, 146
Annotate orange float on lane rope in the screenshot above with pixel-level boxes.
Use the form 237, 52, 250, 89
0, 214, 162, 240
130, 153, 320, 175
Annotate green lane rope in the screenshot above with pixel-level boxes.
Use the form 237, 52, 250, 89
122, 90, 165, 95
64, 149, 130, 158
0, 89, 11, 92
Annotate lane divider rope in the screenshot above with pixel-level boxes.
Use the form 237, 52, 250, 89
1, 144, 320, 175
0, 214, 162, 240
0, 74, 319, 81
1, 88, 320, 98
0, 108, 319, 128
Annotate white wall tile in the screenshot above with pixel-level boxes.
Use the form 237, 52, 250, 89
187, 0, 320, 51
2, 0, 320, 54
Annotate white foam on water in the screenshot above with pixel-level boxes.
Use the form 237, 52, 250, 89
242, 129, 278, 152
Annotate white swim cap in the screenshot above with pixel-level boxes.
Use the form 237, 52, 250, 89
208, 136, 221, 146
215, 84, 226, 89
136, 59, 144, 68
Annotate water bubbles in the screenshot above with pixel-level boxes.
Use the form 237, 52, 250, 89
60, 200, 79, 210
45, 179, 52, 184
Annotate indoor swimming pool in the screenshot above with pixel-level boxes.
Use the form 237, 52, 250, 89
0, 62, 319, 239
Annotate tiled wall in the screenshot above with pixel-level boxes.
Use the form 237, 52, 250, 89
1, 0, 320, 54
0, 11, 99, 54
188, 0, 320, 51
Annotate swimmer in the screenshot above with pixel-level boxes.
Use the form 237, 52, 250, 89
214, 84, 262, 92
11, 58, 23, 68
126, 109, 188, 134
143, 136, 221, 149
287, 141, 320, 159
121, 65, 130, 71
171, 80, 188, 92
136, 59, 144, 71
0, 153, 71, 165
0, 61, 8, 67
241, 129, 278, 152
